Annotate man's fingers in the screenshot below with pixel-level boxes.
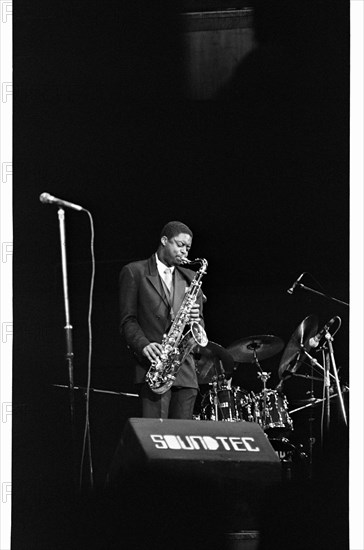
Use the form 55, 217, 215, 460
143, 343, 163, 362
189, 305, 200, 321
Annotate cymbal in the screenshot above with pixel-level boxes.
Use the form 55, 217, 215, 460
278, 315, 319, 379
227, 335, 284, 363
193, 341, 234, 384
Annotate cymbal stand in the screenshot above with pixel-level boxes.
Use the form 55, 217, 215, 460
210, 372, 230, 421
322, 349, 331, 436
251, 347, 271, 426
219, 370, 235, 421
210, 374, 221, 421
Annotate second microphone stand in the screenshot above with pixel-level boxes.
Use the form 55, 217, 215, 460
301, 333, 348, 427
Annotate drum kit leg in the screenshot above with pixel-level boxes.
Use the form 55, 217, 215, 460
193, 317, 349, 481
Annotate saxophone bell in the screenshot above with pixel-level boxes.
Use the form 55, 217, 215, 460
190, 321, 208, 347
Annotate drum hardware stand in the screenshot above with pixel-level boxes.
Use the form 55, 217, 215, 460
322, 349, 331, 436
283, 373, 323, 383
307, 361, 316, 479
288, 389, 349, 415
210, 369, 227, 421
249, 345, 272, 426
209, 361, 237, 421
300, 346, 336, 384
257, 371, 272, 428
324, 331, 348, 426
210, 375, 220, 421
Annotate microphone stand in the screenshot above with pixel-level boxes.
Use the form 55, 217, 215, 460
324, 332, 348, 426
301, 347, 336, 384
323, 349, 331, 435
302, 342, 348, 427
57, 208, 77, 480
294, 283, 349, 307
317, 347, 331, 452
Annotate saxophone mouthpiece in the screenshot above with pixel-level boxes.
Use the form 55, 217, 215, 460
181, 258, 205, 265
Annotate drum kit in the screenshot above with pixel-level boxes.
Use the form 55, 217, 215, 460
194, 335, 293, 436
193, 315, 349, 477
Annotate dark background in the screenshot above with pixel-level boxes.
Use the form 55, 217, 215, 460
13, 1, 349, 548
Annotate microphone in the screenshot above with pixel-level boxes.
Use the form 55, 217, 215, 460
308, 317, 338, 348
287, 272, 306, 295
39, 192, 85, 212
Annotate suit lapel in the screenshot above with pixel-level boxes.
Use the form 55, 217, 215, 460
172, 269, 188, 314
146, 255, 170, 307
145, 257, 193, 309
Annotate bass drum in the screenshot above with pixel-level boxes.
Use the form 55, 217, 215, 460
253, 389, 293, 436
200, 387, 238, 421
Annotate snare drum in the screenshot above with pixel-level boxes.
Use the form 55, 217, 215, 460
200, 387, 237, 421
253, 389, 293, 435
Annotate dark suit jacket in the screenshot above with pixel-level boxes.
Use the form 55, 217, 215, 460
119, 254, 205, 386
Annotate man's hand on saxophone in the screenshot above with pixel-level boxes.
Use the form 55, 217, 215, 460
188, 303, 201, 322
142, 342, 163, 363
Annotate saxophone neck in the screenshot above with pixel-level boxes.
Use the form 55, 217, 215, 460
181, 258, 208, 271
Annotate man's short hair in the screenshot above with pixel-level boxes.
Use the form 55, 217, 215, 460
160, 221, 193, 241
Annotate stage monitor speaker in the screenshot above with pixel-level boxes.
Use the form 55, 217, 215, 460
106, 419, 281, 532
107, 418, 281, 485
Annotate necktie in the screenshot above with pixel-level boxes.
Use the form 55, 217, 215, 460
164, 268, 173, 294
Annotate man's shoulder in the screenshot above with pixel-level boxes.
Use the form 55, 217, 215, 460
122, 258, 148, 271
121, 256, 154, 275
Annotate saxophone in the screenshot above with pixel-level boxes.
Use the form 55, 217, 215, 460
145, 258, 208, 394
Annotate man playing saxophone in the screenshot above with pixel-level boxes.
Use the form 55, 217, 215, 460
119, 221, 206, 419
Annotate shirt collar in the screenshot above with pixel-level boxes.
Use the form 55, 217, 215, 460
155, 253, 175, 277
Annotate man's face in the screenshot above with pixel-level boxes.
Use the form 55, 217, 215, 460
160, 232, 192, 266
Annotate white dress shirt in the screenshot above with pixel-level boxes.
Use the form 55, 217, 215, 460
155, 253, 174, 293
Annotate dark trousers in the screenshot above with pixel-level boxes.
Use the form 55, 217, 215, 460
140, 384, 198, 419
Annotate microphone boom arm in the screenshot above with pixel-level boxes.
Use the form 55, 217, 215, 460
295, 283, 349, 307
